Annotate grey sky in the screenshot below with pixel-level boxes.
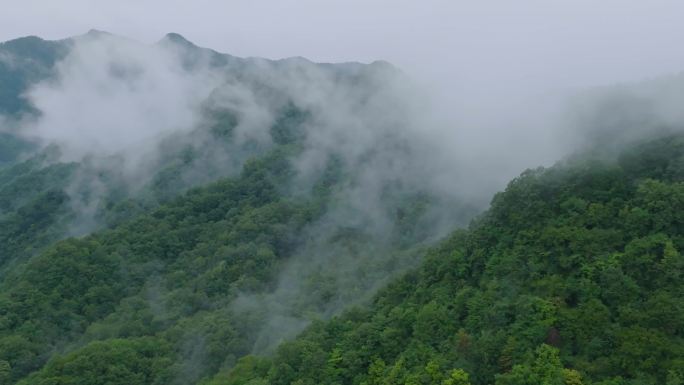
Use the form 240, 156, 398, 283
2, 0, 684, 96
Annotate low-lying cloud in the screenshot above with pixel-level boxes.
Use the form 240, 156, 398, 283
3, 30, 684, 361
23, 33, 218, 173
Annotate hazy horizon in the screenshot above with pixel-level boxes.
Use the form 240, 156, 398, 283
3, 1, 684, 92
3, 2, 684, 203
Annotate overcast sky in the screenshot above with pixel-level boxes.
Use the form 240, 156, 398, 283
2, 0, 684, 97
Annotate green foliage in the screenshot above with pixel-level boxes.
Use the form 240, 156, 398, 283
17, 338, 174, 385
0, 136, 439, 384
0, 155, 76, 273
0, 147, 310, 381
0, 133, 33, 165
2, 38, 683, 384
0, 36, 66, 116
0, 34, 465, 384
216, 134, 684, 385
443, 369, 472, 385
496, 345, 565, 385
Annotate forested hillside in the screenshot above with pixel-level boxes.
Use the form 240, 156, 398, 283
0, 35, 67, 117
0, 143, 445, 384
1, 31, 683, 385
213, 134, 684, 385
0, 32, 476, 385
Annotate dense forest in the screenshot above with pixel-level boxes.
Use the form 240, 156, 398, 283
2, 131, 680, 385
0, 32, 683, 385
0, 134, 444, 384
0, 32, 467, 384
209, 135, 684, 385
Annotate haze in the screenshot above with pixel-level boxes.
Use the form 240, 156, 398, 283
2, 0, 683, 210
2, 1, 684, 93
1, 3, 683, 380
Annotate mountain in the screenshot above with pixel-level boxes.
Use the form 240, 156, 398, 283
211, 134, 684, 385
0, 31, 469, 274
0, 35, 68, 116
0, 31, 683, 385
0, 31, 476, 384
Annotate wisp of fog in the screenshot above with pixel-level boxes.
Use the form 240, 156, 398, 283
2, 29, 684, 357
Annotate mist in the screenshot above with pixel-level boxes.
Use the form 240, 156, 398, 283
24, 32, 217, 170
0, 32, 492, 359
2, 5, 684, 376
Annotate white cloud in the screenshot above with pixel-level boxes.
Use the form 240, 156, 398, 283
23, 33, 218, 173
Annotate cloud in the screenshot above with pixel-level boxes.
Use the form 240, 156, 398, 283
7, 30, 684, 358
23, 32, 218, 174
0, 51, 17, 69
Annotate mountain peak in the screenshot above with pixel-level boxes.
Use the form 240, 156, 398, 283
85, 29, 112, 37
161, 32, 194, 47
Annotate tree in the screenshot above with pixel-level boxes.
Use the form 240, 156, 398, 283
0, 360, 10, 385
496, 345, 565, 385
442, 369, 471, 385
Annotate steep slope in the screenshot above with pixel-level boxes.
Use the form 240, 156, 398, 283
0, 32, 481, 385
0, 152, 75, 274
0, 31, 466, 278
0, 35, 68, 116
0, 142, 447, 384
0, 35, 67, 164
213, 134, 684, 385
3, 30, 683, 385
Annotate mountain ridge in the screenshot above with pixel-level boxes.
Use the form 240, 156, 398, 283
0, 29, 683, 385
0, 30, 387, 69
